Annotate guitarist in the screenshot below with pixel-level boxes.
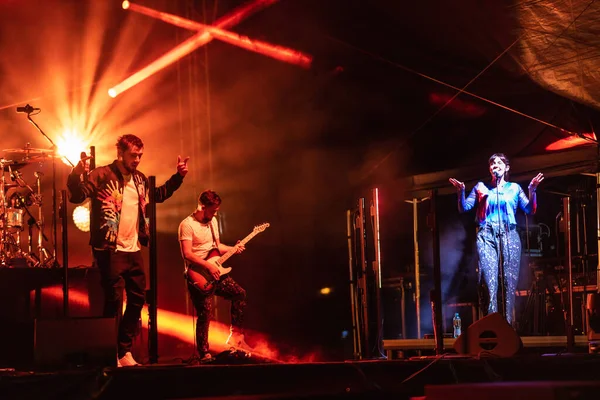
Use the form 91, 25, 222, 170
178, 189, 251, 362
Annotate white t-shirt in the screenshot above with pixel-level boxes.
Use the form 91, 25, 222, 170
116, 175, 140, 252
178, 214, 219, 262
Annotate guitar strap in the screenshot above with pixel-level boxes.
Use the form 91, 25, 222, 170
208, 219, 219, 253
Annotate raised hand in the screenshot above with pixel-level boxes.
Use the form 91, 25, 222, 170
529, 172, 544, 190
449, 178, 465, 191
73, 159, 90, 175
177, 155, 190, 177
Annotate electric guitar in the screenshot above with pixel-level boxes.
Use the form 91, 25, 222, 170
186, 222, 270, 292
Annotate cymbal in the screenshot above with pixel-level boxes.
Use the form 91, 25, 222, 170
3, 147, 55, 156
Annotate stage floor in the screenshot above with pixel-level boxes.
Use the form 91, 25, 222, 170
2, 352, 600, 400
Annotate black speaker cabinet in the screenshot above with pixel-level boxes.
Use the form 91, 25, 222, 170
34, 317, 116, 369
454, 312, 522, 357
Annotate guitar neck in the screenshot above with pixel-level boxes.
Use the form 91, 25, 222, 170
217, 230, 261, 264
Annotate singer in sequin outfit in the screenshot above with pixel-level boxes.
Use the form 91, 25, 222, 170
449, 154, 544, 325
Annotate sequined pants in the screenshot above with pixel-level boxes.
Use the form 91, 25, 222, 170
187, 275, 247, 355
476, 224, 521, 325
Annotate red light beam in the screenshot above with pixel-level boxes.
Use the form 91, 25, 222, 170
545, 132, 597, 151
197, 23, 312, 69
109, 0, 280, 97
124, 1, 311, 69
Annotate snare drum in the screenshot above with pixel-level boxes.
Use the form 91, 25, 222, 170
4, 207, 23, 229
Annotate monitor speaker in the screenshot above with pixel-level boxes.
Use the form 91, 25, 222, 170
453, 312, 521, 357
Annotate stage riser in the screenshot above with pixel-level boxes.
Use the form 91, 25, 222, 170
0, 317, 115, 370
2, 357, 600, 400
425, 381, 600, 400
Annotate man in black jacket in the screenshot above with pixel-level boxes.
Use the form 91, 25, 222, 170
68, 134, 189, 367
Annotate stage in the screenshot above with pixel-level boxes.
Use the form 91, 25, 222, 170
1, 352, 600, 400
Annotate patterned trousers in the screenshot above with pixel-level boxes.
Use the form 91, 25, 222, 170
476, 224, 521, 325
187, 274, 247, 355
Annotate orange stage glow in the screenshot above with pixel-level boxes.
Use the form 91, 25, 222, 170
0, 1, 192, 170
39, 286, 91, 311
545, 132, 597, 151
138, 306, 320, 363
56, 128, 89, 166
109, 0, 281, 97
38, 284, 319, 363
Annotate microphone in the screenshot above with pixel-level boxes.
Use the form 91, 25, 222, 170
16, 104, 40, 114
80, 151, 91, 182
493, 170, 502, 179
80, 151, 94, 163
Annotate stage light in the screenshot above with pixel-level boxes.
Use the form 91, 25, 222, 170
320, 287, 332, 295
73, 200, 91, 232
109, 0, 279, 97
122, 2, 312, 69
545, 132, 597, 151
108, 0, 313, 97
56, 129, 89, 166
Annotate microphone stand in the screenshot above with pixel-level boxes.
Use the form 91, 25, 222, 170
22, 111, 74, 268
495, 174, 507, 320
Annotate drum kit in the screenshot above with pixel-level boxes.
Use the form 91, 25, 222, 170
0, 143, 57, 268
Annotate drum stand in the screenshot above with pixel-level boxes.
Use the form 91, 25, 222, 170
0, 159, 53, 268
15, 193, 49, 267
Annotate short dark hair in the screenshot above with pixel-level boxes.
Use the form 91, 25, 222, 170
116, 134, 144, 153
198, 190, 221, 207
488, 153, 510, 167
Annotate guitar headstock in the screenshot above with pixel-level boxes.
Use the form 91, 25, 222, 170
253, 222, 270, 233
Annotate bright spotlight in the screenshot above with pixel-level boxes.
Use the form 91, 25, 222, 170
73, 201, 90, 232
56, 129, 88, 166
108, 88, 117, 98
122, 1, 130, 10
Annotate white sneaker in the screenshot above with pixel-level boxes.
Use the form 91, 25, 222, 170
118, 352, 140, 367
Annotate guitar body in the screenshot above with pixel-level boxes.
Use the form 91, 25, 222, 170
187, 248, 232, 293
184, 222, 270, 293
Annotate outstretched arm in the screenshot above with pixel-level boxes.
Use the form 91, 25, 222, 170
154, 155, 189, 203
520, 172, 544, 214
449, 178, 476, 213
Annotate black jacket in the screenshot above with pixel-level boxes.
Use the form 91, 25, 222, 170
67, 160, 184, 250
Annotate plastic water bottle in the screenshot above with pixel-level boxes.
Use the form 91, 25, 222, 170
453, 312, 462, 338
